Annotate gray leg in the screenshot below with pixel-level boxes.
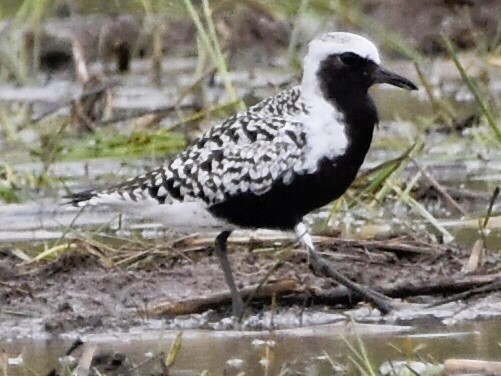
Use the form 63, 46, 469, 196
215, 230, 245, 317
294, 222, 392, 314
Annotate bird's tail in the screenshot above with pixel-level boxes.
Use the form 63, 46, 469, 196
64, 170, 161, 208
64, 188, 100, 207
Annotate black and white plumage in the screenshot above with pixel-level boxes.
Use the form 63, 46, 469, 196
68, 32, 417, 316
68, 86, 311, 226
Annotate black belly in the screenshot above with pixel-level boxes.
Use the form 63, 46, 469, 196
208, 155, 364, 230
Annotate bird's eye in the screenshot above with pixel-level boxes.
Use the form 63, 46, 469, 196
339, 52, 362, 66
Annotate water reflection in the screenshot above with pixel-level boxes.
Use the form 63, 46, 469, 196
2, 319, 501, 375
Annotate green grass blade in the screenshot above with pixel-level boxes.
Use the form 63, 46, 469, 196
183, 0, 244, 111
390, 182, 454, 243
442, 36, 501, 143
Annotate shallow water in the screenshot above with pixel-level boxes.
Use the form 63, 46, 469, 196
2, 318, 501, 375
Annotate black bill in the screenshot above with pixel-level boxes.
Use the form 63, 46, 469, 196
373, 66, 418, 91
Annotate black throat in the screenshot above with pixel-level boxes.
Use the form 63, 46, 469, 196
317, 59, 378, 162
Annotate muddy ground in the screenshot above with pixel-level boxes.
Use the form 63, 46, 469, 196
1, 233, 500, 336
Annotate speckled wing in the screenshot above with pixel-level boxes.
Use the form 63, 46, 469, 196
67, 87, 307, 207
191, 86, 304, 150
162, 119, 307, 205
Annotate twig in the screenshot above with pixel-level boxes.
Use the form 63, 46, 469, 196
31, 81, 119, 123
302, 273, 501, 307
186, 235, 439, 255
168, 99, 242, 131
410, 158, 467, 215
319, 237, 438, 255
483, 186, 499, 229
114, 249, 154, 267
427, 277, 501, 307
72, 38, 89, 84
74, 344, 97, 376
0, 309, 37, 317
175, 67, 217, 106
387, 273, 501, 298
465, 239, 483, 273
441, 186, 490, 201
149, 279, 300, 316
99, 67, 219, 127
66, 338, 85, 356
444, 359, 501, 374
0, 280, 31, 296
476, 186, 499, 256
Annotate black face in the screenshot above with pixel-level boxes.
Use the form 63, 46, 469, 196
318, 52, 418, 100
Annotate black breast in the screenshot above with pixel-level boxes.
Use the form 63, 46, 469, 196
208, 152, 366, 230
209, 105, 377, 230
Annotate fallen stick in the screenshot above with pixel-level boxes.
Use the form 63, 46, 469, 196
319, 237, 438, 255
149, 279, 301, 316
465, 238, 484, 273
446, 186, 491, 201
384, 273, 501, 298
444, 359, 501, 375
74, 344, 97, 376
295, 273, 501, 307
0, 280, 31, 296
410, 158, 467, 216
149, 272, 501, 317
427, 278, 501, 307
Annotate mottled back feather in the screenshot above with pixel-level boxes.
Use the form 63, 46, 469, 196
68, 87, 310, 208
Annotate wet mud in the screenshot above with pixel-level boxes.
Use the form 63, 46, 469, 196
1, 234, 500, 337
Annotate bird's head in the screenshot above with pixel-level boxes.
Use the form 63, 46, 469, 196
302, 32, 417, 103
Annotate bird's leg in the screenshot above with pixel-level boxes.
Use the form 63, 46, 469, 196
294, 222, 393, 314
214, 230, 245, 318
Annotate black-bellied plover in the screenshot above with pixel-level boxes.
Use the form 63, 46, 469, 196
68, 32, 418, 317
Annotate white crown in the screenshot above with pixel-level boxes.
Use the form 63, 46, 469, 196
306, 32, 380, 65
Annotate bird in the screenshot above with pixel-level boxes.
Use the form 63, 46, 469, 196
67, 32, 418, 318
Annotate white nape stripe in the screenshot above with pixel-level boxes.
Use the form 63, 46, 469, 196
296, 32, 376, 173
298, 97, 348, 172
